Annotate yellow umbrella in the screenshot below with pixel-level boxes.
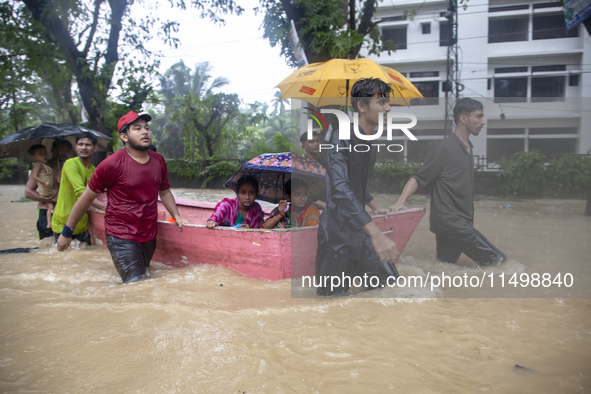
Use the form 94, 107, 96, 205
275, 58, 423, 107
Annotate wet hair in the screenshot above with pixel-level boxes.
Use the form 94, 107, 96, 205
300, 131, 319, 144
290, 178, 308, 195
52, 139, 73, 152
453, 98, 484, 124
350, 78, 393, 112
236, 175, 259, 194
28, 144, 46, 157
76, 131, 98, 146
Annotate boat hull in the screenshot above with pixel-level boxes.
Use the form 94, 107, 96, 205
88, 199, 425, 281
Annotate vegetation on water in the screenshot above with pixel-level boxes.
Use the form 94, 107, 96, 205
497, 151, 591, 197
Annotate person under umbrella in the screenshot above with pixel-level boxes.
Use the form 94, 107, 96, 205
25, 139, 74, 239
316, 78, 400, 297
27, 144, 59, 231
0, 123, 111, 240
223, 152, 325, 204
206, 175, 264, 229
263, 178, 320, 229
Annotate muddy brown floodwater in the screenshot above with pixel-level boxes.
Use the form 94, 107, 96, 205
0, 185, 589, 392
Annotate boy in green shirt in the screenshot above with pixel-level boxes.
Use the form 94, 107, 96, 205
51, 132, 106, 243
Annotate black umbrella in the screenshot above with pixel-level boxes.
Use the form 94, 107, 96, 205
0, 123, 112, 160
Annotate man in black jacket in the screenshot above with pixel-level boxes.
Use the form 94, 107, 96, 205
315, 78, 400, 296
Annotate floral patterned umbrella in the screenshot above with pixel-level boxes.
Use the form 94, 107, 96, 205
224, 152, 326, 203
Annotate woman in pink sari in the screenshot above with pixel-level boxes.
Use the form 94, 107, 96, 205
206, 175, 264, 229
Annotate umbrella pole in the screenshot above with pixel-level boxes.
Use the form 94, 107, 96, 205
56, 136, 63, 182
346, 79, 350, 109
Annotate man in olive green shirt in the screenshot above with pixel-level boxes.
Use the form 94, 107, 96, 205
390, 98, 506, 267
51, 132, 106, 243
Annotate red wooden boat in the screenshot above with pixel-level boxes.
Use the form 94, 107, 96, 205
88, 199, 425, 281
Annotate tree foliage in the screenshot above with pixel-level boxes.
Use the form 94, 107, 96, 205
498, 151, 591, 197
177, 92, 246, 161
11, 0, 242, 134
497, 151, 547, 196
157, 60, 242, 161
0, 1, 77, 135
258, 0, 382, 65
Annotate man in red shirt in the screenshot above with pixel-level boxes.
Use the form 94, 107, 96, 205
57, 111, 184, 283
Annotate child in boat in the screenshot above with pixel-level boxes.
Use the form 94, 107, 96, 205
206, 175, 264, 229
28, 144, 58, 228
263, 178, 320, 229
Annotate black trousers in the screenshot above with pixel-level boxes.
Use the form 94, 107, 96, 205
315, 242, 399, 297
106, 235, 157, 283
53, 231, 91, 245
436, 227, 506, 266
36, 209, 53, 240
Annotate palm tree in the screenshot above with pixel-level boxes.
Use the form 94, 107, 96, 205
270, 91, 288, 115
192, 62, 229, 98
158, 61, 230, 159
160, 60, 229, 103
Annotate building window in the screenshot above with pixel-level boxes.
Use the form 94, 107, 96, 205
422, 23, 431, 34
488, 16, 529, 43
532, 65, 566, 72
494, 77, 527, 103
495, 66, 528, 73
533, 13, 578, 40
487, 139, 525, 163
531, 76, 566, 101
533, 2, 561, 9
569, 74, 580, 86
382, 26, 407, 50
529, 127, 577, 135
407, 140, 443, 162
411, 81, 440, 105
488, 128, 525, 136
489, 4, 529, 12
410, 71, 439, 78
411, 129, 446, 136
529, 138, 577, 158
439, 21, 451, 46
531, 76, 565, 102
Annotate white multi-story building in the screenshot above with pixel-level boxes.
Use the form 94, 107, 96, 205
366, 0, 591, 164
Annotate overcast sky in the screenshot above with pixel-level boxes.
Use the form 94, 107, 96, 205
150, 0, 294, 106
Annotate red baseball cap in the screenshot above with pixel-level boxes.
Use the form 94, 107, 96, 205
117, 111, 152, 132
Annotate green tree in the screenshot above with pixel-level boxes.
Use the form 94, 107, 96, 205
177, 92, 246, 161
18, 0, 243, 133
259, 0, 383, 65
160, 61, 229, 106
158, 61, 233, 160
259, 0, 470, 66
497, 151, 547, 196
263, 112, 291, 139
270, 90, 288, 115
0, 1, 77, 134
